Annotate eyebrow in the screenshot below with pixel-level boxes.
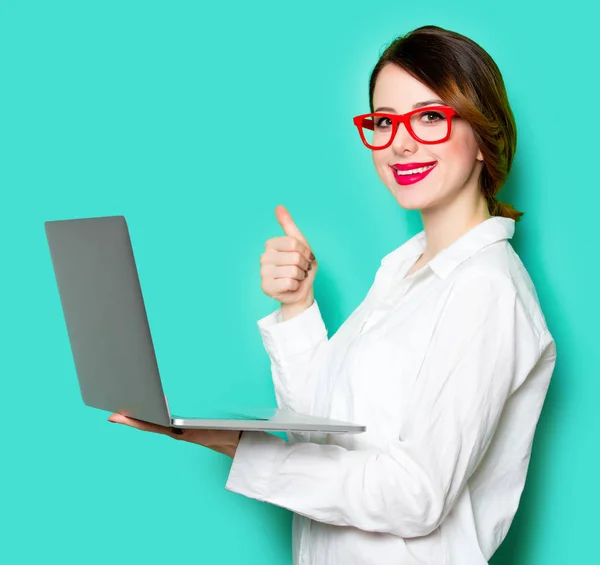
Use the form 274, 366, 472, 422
374, 99, 445, 113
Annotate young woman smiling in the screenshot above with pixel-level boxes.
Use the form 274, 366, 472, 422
109, 25, 556, 565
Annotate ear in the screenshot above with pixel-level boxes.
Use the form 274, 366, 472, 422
476, 147, 484, 162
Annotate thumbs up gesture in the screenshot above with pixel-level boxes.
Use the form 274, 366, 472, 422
260, 205, 318, 307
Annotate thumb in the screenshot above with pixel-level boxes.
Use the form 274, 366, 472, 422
275, 205, 310, 247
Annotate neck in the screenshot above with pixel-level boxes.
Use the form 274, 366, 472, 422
419, 184, 491, 261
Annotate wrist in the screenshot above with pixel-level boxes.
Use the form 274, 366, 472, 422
226, 433, 242, 458
281, 297, 314, 321
225, 430, 243, 458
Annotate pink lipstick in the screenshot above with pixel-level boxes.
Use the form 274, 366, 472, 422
390, 162, 437, 186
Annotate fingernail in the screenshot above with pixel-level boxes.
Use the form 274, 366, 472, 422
308, 263, 312, 271
309, 252, 315, 261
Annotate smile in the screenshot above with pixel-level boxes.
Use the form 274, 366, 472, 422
395, 164, 436, 175
390, 163, 437, 186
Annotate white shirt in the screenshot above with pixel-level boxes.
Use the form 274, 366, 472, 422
225, 217, 557, 565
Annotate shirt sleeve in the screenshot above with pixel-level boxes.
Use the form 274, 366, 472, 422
256, 298, 329, 418
226, 274, 545, 538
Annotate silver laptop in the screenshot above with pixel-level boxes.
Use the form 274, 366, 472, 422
44, 215, 366, 434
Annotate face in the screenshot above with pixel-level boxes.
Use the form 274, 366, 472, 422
370, 64, 484, 213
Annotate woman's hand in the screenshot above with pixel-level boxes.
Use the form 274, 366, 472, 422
260, 205, 318, 307
107, 414, 242, 458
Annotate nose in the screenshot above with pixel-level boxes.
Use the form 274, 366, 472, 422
390, 121, 418, 154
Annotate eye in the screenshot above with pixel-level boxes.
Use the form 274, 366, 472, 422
419, 111, 446, 124
374, 116, 393, 129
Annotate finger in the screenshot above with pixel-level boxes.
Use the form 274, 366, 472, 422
272, 264, 308, 280
275, 206, 312, 251
263, 249, 311, 271
267, 277, 301, 294
266, 238, 314, 264
108, 414, 170, 436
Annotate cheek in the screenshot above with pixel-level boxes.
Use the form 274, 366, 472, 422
371, 150, 385, 169
371, 151, 389, 179
372, 148, 402, 173
445, 140, 470, 163
443, 127, 479, 166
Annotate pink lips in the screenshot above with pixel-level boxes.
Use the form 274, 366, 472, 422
390, 162, 437, 186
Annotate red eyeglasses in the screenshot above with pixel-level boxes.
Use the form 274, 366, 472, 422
353, 105, 459, 150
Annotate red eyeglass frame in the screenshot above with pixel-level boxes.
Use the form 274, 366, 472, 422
352, 105, 459, 150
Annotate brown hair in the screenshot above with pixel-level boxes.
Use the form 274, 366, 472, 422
369, 25, 523, 221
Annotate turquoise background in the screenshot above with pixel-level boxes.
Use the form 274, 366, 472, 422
1, 1, 596, 563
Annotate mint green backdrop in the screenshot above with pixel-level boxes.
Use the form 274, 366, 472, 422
1, 1, 595, 563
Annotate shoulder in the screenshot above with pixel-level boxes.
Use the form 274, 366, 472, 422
444, 250, 517, 303
450, 241, 552, 344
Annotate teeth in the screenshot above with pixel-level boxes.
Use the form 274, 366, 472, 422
395, 164, 435, 175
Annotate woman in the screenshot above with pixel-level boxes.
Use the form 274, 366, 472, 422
109, 25, 557, 564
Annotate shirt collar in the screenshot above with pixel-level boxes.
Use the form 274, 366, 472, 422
380, 217, 515, 280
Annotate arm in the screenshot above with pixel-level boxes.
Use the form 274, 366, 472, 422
257, 297, 329, 418
227, 275, 546, 538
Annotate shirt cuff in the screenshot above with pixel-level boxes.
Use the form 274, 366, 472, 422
225, 431, 288, 500
257, 299, 328, 365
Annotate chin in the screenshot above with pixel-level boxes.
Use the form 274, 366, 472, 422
389, 187, 432, 211
398, 202, 424, 211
